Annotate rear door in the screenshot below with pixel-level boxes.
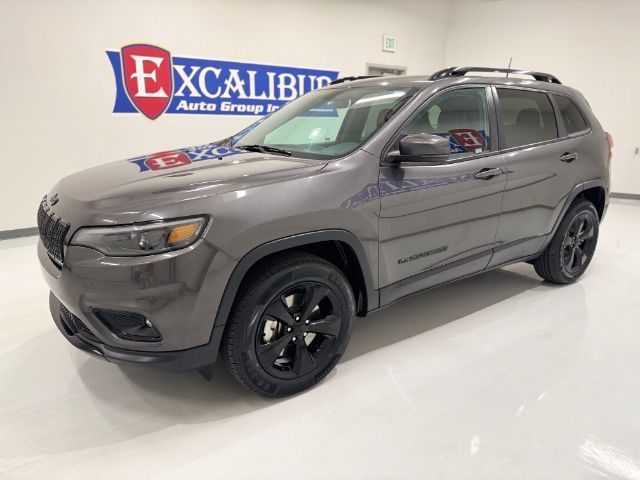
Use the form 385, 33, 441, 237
378, 86, 506, 301
488, 87, 585, 266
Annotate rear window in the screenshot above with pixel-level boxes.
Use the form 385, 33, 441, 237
497, 88, 558, 148
554, 95, 588, 134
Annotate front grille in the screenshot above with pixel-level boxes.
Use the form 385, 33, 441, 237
60, 303, 100, 342
37, 197, 69, 265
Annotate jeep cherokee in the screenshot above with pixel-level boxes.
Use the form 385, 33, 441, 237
38, 66, 611, 396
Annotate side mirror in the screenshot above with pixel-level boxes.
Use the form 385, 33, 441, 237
399, 133, 450, 157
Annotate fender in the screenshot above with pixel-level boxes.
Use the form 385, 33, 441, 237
211, 229, 378, 337
540, 178, 607, 251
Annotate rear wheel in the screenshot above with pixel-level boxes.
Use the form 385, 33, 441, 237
533, 199, 599, 284
222, 253, 355, 397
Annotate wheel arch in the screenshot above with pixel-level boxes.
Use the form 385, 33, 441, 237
541, 179, 607, 251
212, 230, 378, 336
579, 184, 606, 219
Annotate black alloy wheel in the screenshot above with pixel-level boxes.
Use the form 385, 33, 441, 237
257, 282, 342, 379
534, 199, 599, 284
561, 213, 596, 276
222, 253, 355, 397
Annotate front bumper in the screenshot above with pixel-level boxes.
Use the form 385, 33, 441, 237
50, 291, 224, 371
39, 237, 238, 369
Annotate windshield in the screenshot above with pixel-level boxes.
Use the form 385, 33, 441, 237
230, 85, 417, 159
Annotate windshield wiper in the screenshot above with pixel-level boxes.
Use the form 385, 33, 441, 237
237, 144, 293, 157
208, 136, 233, 148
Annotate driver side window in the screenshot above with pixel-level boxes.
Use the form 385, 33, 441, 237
403, 87, 491, 157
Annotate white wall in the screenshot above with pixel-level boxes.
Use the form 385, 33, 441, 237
444, 0, 640, 196
0, 0, 449, 231
3, 0, 638, 232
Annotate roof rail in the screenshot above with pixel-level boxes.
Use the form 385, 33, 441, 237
329, 75, 380, 85
429, 66, 561, 84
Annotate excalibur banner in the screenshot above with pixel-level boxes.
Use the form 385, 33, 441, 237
107, 44, 339, 119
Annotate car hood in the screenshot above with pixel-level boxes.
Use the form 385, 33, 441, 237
47, 144, 327, 227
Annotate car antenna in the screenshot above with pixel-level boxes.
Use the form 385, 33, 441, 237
505, 57, 513, 78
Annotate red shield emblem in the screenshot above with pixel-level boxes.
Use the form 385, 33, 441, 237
448, 129, 486, 153
121, 44, 173, 120
145, 151, 191, 170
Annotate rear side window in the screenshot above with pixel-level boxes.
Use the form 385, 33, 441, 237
554, 95, 588, 134
497, 88, 558, 148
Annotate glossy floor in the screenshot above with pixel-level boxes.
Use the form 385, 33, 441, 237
1, 199, 639, 479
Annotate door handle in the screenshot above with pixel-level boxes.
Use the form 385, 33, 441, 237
560, 152, 579, 163
474, 167, 503, 180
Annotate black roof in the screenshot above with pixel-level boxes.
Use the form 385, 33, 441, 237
430, 66, 561, 84
327, 66, 566, 91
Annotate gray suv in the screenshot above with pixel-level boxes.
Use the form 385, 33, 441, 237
38, 66, 611, 396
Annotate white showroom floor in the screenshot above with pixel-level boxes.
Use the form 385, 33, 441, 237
1, 199, 639, 479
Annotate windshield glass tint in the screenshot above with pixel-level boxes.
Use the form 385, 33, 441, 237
231, 86, 417, 159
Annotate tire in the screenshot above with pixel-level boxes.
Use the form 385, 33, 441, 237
221, 253, 355, 397
533, 199, 599, 284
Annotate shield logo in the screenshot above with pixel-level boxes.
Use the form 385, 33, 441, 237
145, 151, 191, 170
121, 44, 173, 120
448, 129, 487, 153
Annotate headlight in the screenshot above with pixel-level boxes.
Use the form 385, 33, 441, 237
70, 216, 208, 256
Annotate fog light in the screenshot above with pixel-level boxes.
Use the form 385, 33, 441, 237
94, 309, 162, 342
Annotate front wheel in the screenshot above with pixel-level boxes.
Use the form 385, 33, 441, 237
222, 253, 355, 397
533, 199, 599, 284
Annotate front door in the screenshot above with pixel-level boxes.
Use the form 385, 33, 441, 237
378, 86, 506, 303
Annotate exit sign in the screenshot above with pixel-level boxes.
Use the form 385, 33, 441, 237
382, 34, 397, 53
